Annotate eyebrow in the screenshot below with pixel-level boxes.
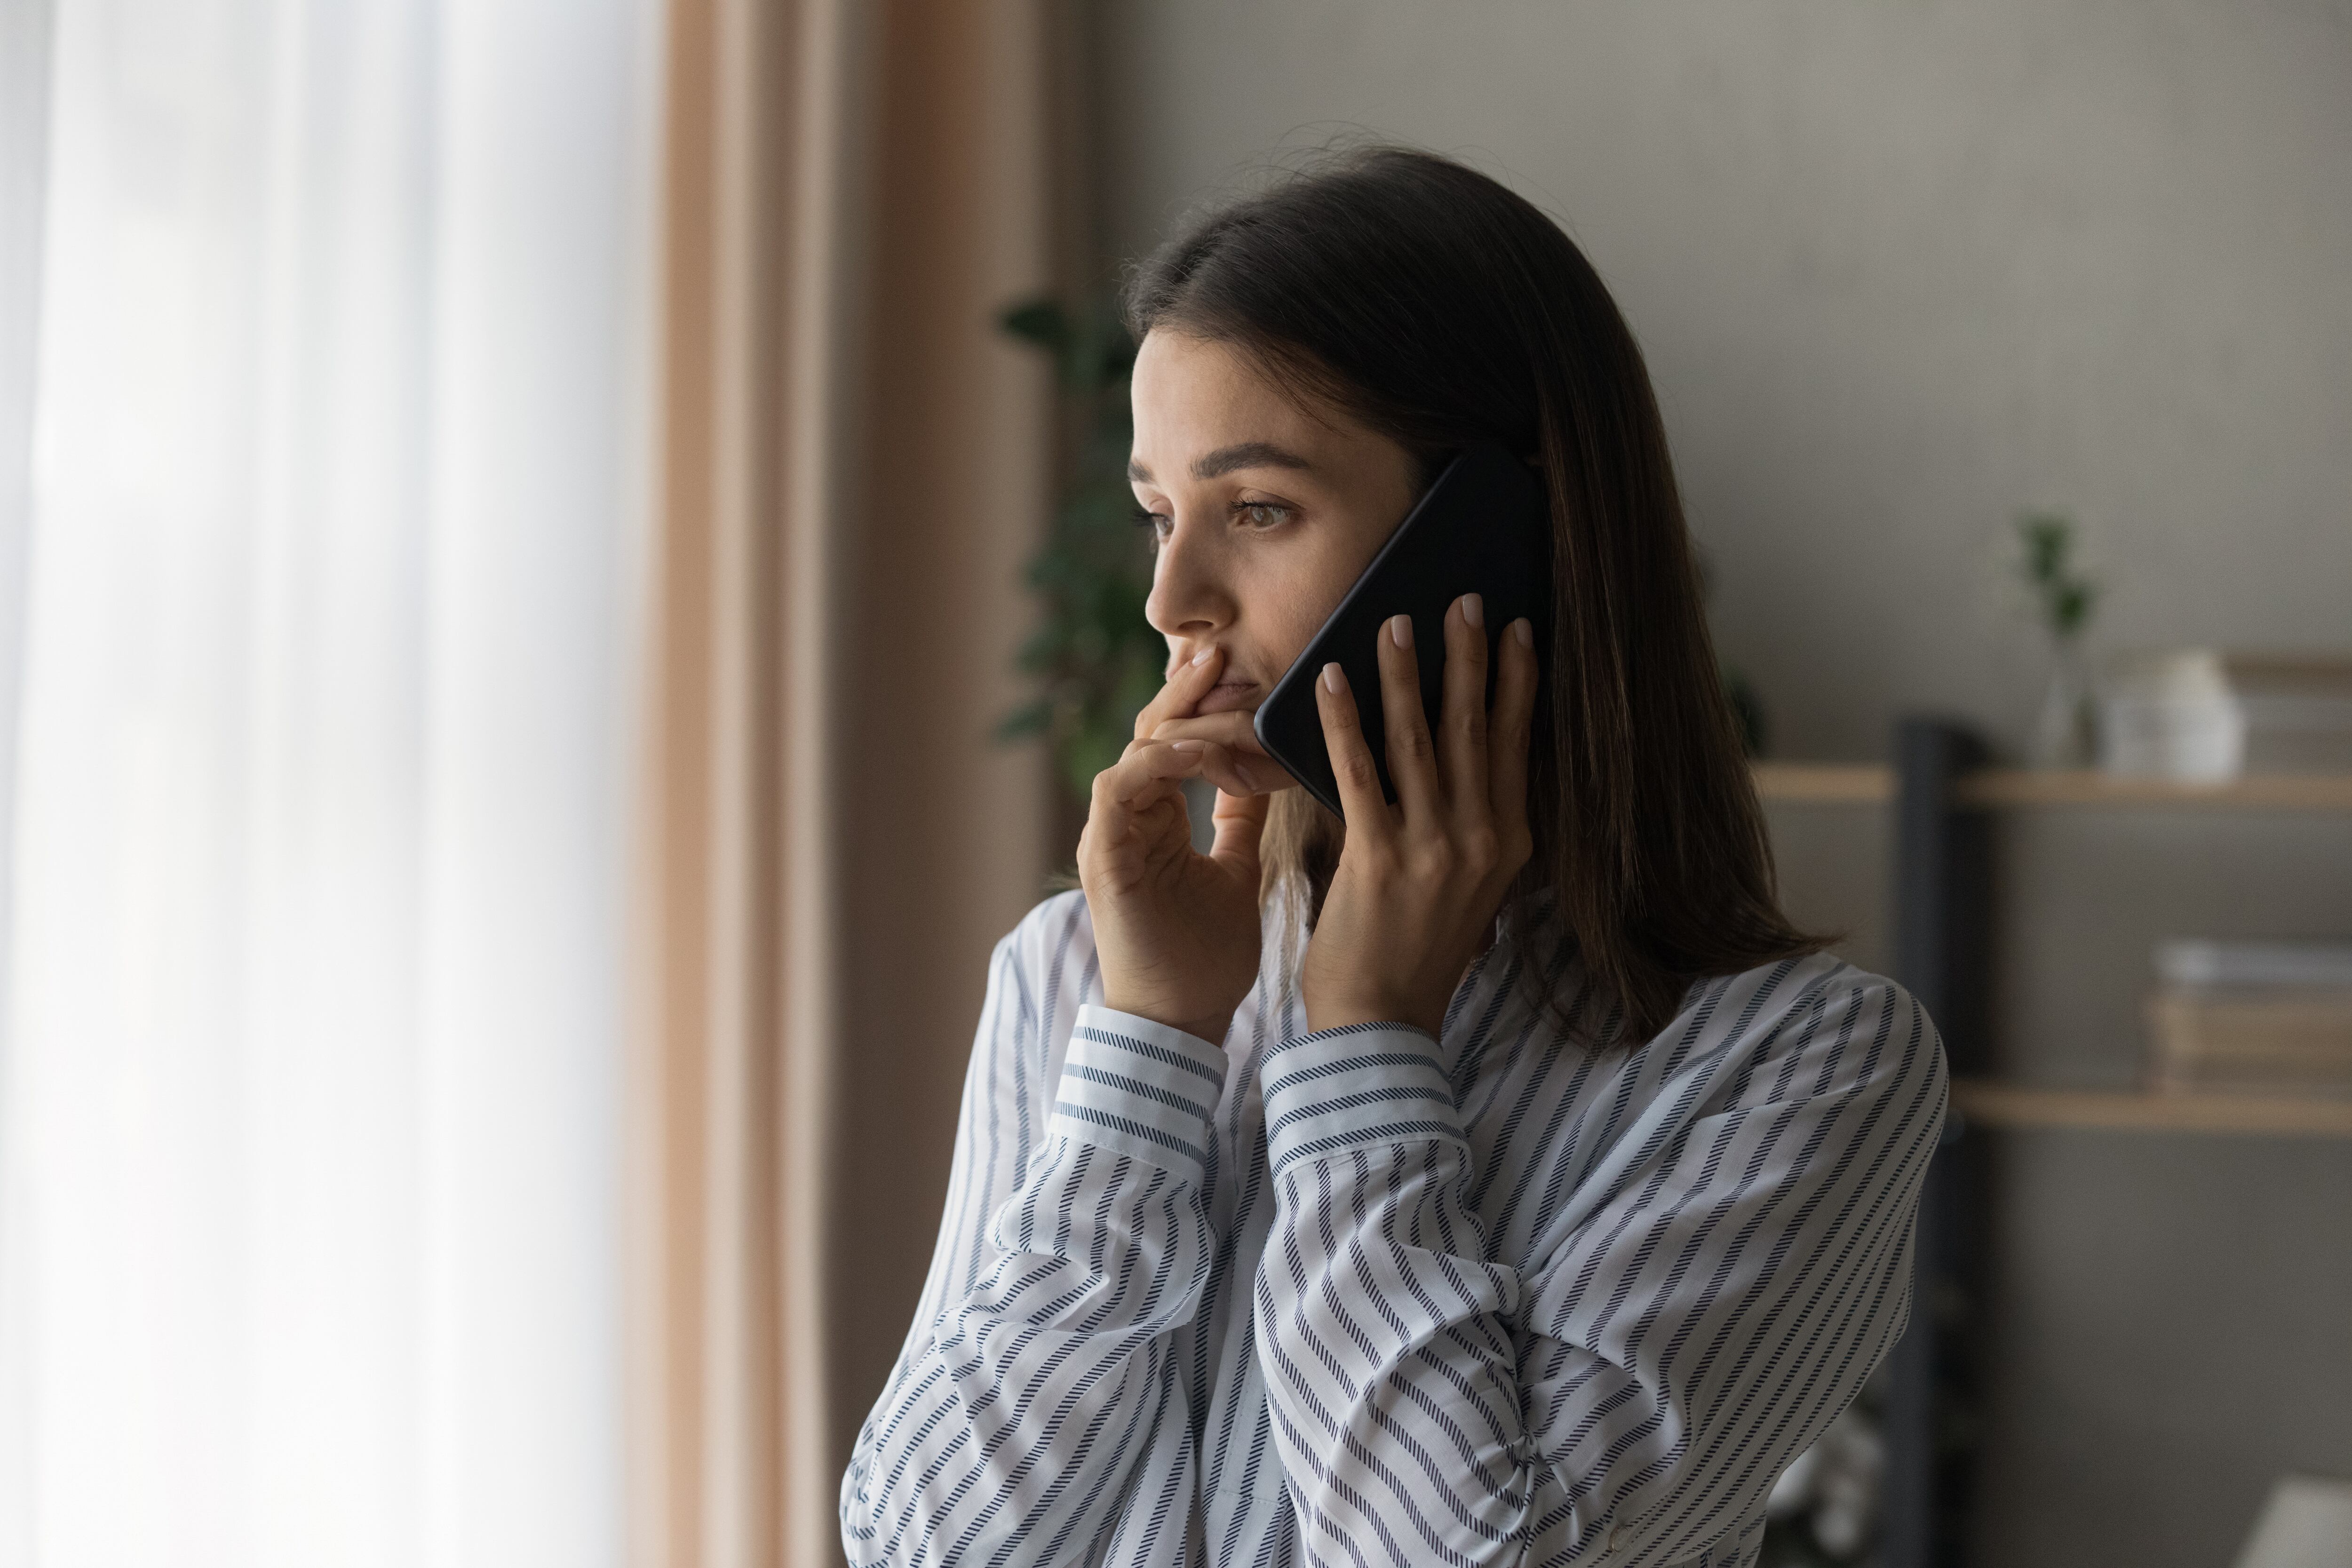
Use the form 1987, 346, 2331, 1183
1126, 441, 1316, 485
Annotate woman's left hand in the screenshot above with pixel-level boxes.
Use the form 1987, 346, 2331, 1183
1300, 594, 1539, 1038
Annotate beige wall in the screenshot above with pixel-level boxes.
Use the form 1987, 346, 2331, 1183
1090, 4, 2352, 1564
1092, 0, 2351, 761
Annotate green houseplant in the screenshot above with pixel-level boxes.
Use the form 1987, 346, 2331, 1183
994, 294, 1163, 804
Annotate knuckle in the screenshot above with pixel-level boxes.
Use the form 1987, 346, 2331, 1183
1462, 826, 1501, 871
1337, 752, 1381, 793
1394, 724, 1434, 762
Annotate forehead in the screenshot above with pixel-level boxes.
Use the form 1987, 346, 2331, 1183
1128, 331, 1342, 467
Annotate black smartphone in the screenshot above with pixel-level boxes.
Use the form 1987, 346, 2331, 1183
1252, 441, 1549, 816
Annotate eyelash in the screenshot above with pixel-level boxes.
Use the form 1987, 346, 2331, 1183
1130, 501, 1295, 544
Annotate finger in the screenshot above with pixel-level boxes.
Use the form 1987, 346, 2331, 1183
1440, 594, 1490, 817
1104, 737, 1209, 805
1148, 710, 1266, 752
1375, 613, 1440, 825
1488, 618, 1539, 852
1132, 645, 1224, 740
1089, 739, 1207, 847
1170, 738, 1263, 800
1208, 787, 1269, 880
1149, 712, 1291, 793
1313, 661, 1394, 844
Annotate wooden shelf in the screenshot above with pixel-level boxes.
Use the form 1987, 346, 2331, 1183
1956, 770, 2352, 811
1749, 762, 1893, 804
1752, 763, 2352, 813
1950, 1078, 2352, 1138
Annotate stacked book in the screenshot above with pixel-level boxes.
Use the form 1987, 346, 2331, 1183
2146, 939, 2352, 1098
2226, 654, 2352, 775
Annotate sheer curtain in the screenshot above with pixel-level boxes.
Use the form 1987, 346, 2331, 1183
0, 0, 660, 1563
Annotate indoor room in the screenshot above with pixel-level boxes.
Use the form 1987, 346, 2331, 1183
0, 3, 2344, 1567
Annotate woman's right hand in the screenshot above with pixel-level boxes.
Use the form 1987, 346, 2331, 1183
1076, 648, 1269, 1047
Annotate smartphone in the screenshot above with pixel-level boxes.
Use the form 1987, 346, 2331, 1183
1251, 441, 1549, 816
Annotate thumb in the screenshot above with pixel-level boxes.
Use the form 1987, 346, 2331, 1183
1208, 788, 1269, 880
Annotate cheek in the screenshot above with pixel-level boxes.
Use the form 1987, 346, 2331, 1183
1244, 557, 1346, 676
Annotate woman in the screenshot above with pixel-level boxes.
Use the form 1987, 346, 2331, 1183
841, 148, 1946, 1568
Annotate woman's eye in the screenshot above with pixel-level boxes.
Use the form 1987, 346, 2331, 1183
1232, 501, 1293, 529
1132, 506, 1171, 543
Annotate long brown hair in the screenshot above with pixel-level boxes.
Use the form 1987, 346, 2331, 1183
1124, 147, 1824, 1044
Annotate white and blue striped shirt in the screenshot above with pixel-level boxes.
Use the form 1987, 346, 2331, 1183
841, 888, 1946, 1568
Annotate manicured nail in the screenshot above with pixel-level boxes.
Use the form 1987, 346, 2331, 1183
1171, 739, 1206, 752
1322, 662, 1346, 694
1460, 593, 1483, 628
1512, 618, 1534, 647
1389, 614, 1412, 649
1190, 646, 1214, 666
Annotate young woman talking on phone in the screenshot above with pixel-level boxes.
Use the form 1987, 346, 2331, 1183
841, 149, 1947, 1568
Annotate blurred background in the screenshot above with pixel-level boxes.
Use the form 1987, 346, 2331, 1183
0, 2, 2345, 1567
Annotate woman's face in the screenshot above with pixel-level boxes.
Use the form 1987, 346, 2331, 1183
1129, 330, 1420, 728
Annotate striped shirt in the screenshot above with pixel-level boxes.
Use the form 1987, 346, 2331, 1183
841, 888, 1946, 1568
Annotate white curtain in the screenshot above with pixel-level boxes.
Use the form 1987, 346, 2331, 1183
0, 0, 659, 1563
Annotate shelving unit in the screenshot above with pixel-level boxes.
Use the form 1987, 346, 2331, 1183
1753, 734, 2352, 1566
1754, 757, 2352, 1137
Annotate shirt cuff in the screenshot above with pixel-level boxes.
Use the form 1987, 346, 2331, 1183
1052, 1005, 1228, 1187
1259, 1022, 1468, 1179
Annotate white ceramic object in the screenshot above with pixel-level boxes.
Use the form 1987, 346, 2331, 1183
2100, 648, 2247, 782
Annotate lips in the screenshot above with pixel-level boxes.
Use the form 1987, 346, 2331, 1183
1193, 679, 1260, 716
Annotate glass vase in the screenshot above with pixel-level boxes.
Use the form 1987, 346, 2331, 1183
2030, 636, 2096, 769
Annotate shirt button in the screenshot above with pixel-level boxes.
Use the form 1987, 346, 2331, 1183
1605, 1522, 1626, 1553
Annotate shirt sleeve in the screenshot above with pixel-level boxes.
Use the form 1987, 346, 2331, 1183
840, 911, 1230, 1568
1252, 973, 1947, 1568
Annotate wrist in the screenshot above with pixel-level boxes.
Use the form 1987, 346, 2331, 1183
1098, 995, 1234, 1049
1302, 990, 1440, 1039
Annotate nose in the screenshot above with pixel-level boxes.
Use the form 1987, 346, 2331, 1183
1144, 510, 1235, 650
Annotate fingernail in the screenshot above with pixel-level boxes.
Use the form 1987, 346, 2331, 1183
1190, 646, 1214, 667
1389, 614, 1412, 650
1512, 618, 1534, 647
1321, 662, 1345, 694
1171, 739, 1206, 752
1461, 593, 1483, 628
